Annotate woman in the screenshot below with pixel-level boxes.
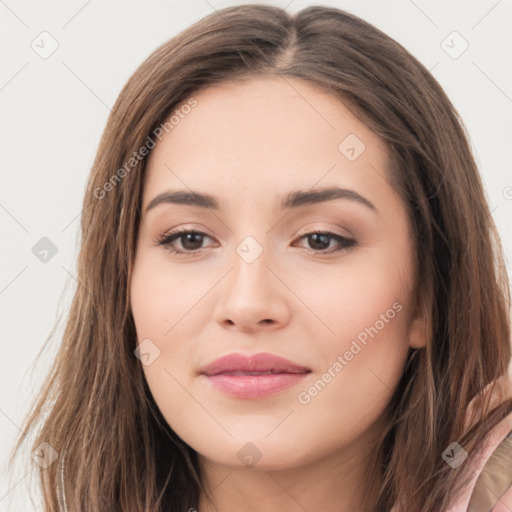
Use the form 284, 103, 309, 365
8, 4, 512, 511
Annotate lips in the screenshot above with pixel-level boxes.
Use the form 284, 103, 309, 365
199, 353, 311, 399
199, 352, 311, 376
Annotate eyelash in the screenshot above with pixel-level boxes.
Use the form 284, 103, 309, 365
155, 227, 356, 257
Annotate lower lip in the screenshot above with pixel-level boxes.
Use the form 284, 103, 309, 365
204, 373, 310, 399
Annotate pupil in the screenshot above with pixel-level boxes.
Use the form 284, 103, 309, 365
182, 233, 203, 250
309, 233, 330, 250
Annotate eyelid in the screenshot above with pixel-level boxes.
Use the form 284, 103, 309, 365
155, 223, 357, 258
155, 223, 353, 244
294, 224, 353, 240
292, 218, 358, 241
154, 226, 216, 247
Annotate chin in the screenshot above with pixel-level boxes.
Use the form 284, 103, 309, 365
195, 434, 320, 472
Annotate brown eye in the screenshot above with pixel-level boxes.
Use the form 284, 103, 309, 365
156, 229, 215, 256
307, 233, 331, 250
295, 231, 356, 254
156, 229, 356, 257
177, 232, 205, 251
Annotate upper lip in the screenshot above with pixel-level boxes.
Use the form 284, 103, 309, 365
199, 352, 312, 376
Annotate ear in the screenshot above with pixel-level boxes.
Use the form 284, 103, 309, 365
407, 289, 429, 349
408, 315, 428, 349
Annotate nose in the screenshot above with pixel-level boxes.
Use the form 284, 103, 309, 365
213, 247, 291, 333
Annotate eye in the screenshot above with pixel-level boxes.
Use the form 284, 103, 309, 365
292, 231, 356, 254
155, 228, 356, 257
155, 227, 216, 256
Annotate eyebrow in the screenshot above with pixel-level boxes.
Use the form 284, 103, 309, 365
144, 186, 377, 216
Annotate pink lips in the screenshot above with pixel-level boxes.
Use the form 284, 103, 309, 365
199, 352, 311, 399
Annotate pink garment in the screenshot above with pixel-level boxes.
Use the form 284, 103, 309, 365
389, 376, 512, 512
493, 483, 512, 512
446, 411, 512, 511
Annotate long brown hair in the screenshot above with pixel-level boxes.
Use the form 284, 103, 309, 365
8, 4, 512, 511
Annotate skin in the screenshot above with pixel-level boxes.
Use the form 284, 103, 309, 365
130, 77, 427, 511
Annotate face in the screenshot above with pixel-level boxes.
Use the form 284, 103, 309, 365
130, 77, 426, 471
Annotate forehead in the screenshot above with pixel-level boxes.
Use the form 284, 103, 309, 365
143, 77, 393, 211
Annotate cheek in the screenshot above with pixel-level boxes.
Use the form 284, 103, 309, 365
130, 255, 208, 342
130, 256, 212, 409
291, 248, 411, 347
130, 265, 199, 436
291, 253, 412, 410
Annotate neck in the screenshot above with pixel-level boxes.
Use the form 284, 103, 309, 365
196, 426, 383, 512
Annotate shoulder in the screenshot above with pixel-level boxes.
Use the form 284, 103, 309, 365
467, 424, 512, 511
448, 375, 512, 512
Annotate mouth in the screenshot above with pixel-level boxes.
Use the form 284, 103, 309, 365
213, 370, 296, 376
199, 352, 312, 399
